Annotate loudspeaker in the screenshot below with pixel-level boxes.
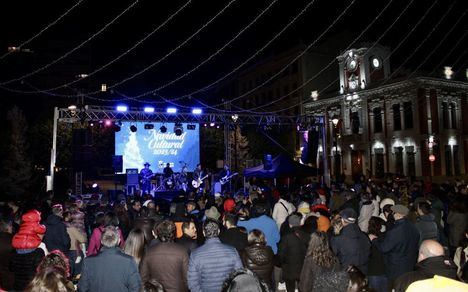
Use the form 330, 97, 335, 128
264, 154, 273, 170
72, 128, 92, 146
126, 168, 139, 185
112, 155, 123, 173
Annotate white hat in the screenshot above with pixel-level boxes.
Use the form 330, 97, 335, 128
379, 198, 395, 210
143, 200, 153, 207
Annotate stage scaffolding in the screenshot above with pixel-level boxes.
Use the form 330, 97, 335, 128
47, 105, 328, 191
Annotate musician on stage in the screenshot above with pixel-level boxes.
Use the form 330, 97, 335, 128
193, 164, 204, 180
163, 163, 174, 178
139, 162, 153, 194
218, 164, 231, 193
218, 164, 231, 180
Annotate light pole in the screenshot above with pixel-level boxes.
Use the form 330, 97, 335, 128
331, 116, 340, 182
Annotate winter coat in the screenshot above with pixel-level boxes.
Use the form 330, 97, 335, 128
87, 225, 125, 256
393, 256, 458, 292
140, 242, 189, 292
414, 214, 439, 243
11, 210, 46, 249
43, 214, 71, 252
0, 232, 14, 290
219, 227, 248, 252
367, 239, 386, 276
374, 218, 420, 281
176, 234, 198, 254
10, 248, 45, 291
299, 256, 342, 292
238, 215, 280, 254
241, 244, 274, 287
279, 228, 310, 280
330, 223, 371, 274
358, 201, 375, 233
447, 211, 468, 248
78, 247, 141, 292
187, 238, 243, 292
272, 199, 296, 229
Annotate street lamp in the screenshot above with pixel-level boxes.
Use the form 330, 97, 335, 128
331, 115, 341, 182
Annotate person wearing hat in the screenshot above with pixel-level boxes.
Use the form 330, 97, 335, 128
140, 162, 154, 194
205, 206, 221, 222
374, 204, 420, 287
278, 213, 310, 292
330, 208, 371, 274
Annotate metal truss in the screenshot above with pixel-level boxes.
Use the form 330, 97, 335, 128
58, 105, 317, 126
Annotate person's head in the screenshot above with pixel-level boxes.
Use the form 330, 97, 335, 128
0, 218, 13, 234
223, 213, 238, 229
37, 250, 70, 278
367, 216, 385, 236
248, 229, 266, 246
104, 211, 120, 227
186, 201, 197, 213
25, 267, 73, 292
144, 162, 150, 169
52, 204, 63, 217
382, 204, 394, 220
417, 201, 431, 216
253, 202, 268, 217
347, 266, 369, 292
340, 208, 357, 226
288, 213, 302, 228
166, 163, 170, 167
221, 268, 269, 292
418, 240, 445, 263
203, 219, 220, 239
101, 226, 121, 248
123, 228, 146, 263
156, 220, 176, 243
196, 164, 201, 170
182, 221, 197, 239
306, 232, 337, 268
132, 200, 142, 212
143, 279, 165, 292
391, 205, 409, 220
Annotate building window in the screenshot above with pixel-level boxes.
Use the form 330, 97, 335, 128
373, 107, 383, 133
351, 111, 360, 134
394, 147, 404, 175
450, 103, 457, 129
403, 101, 413, 129
393, 104, 401, 131
445, 145, 452, 176
374, 148, 384, 178
406, 146, 416, 177
442, 102, 450, 129
453, 145, 460, 175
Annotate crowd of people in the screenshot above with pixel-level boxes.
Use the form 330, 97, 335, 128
0, 176, 468, 292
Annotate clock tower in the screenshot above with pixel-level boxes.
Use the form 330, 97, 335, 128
337, 45, 390, 94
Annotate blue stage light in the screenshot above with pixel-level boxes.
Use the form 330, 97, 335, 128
192, 108, 202, 115
144, 106, 155, 113
166, 107, 177, 114
116, 105, 128, 112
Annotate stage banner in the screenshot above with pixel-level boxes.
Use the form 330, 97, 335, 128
115, 122, 200, 173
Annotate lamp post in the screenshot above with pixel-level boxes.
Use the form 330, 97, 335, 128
331, 116, 340, 182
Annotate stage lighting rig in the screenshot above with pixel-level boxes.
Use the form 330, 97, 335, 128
160, 125, 167, 133
174, 122, 183, 136
187, 124, 196, 130
130, 125, 137, 132
144, 124, 154, 130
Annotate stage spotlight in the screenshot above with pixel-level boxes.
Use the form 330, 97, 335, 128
166, 107, 177, 114
231, 114, 239, 122
160, 125, 167, 133
144, 124, 154, 130
68, 105, 77, 111
92, 183, 98, 188
210, 122, 215, 127
116, 105, 128, 112
174, 123, 183, 136
130, 125, 137, 132
144, 106, 155, 113
192, 108, 202, 115
187, 124, 196, 130
105, 120, 112, 127
88, 121, 95, 127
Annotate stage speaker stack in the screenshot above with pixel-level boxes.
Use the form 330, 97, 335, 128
112, 155, 123, 173
72, 128, 93, 172
126, 168, 139, 195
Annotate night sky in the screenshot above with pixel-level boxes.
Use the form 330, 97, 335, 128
0, 0, 466, 120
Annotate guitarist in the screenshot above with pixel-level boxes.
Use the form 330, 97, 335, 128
218, 164, 231, 193
192, 164, 207, 193
139, 162, 153, 194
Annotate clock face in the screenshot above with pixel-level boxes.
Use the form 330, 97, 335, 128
349, 80, 358, 90
347, 59, 357, 71
372, 57, 381, 69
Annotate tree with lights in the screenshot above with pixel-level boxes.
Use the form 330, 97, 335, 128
124, 131, 144, 169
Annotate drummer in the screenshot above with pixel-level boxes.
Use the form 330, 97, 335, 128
163, 162, 174, 178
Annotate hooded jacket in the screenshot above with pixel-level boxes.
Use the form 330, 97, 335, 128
414, 214, 439, 243
393, 256, 458, 292
11, 210, 46, 250
241, 244, 274, 287
330, 223, 371, 274
43, 214, 71, 252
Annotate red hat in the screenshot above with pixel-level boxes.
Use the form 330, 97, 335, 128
317, 189, 326, 196
12, 210, 46, 250
223, 198, 236, 213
